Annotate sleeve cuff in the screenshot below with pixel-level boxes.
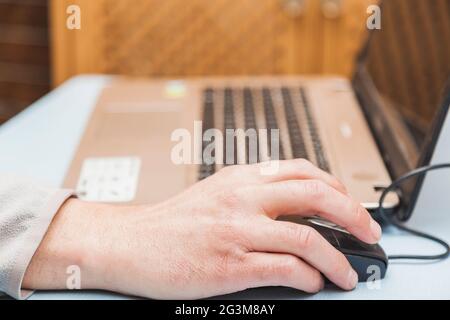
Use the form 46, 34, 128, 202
7, 189, 74, 300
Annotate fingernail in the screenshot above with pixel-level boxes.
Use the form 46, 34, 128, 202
370, 219, 382, 241
348, 269, 358, 289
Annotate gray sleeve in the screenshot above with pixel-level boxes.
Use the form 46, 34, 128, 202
0, 174, 73, 299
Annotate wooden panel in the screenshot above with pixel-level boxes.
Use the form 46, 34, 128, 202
0, 0, 50, 124
0, 82, 49, 102
50, 0, 377, 86
0, 43, 49, 65
0, 62, 49, 85
0, 100, 23, 123
0, 82, 48, 122
0, 2, 48, 26
0, 24, 48, 46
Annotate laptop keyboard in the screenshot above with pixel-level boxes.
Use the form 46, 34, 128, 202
223, 88, 237, 167
262, 88, 286, 161
281, 87, 307, 160
243, 88, 259, 164
199, 86, 330, 180
300, 87, 330, 172
198, 89, 216, 180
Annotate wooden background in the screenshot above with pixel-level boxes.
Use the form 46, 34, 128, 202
0, 0, 50, 123
49, 0, 377, 86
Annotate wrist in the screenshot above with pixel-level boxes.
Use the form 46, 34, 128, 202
23, 198, 117, 291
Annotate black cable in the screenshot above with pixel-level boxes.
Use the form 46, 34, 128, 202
377, 163, 450, 261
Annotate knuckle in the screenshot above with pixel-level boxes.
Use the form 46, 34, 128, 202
353, 203, 369, 227
336, 178, 347, 189
331, 175, 343, 187
217, 188, 242, 209
276, 256, 299, 278
296, 226, 318, 249
251, 256, 294, 282
211, 222, 251, 255
306, 270, 324, 293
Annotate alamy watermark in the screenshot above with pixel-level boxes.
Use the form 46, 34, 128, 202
171, 121, 281, 175
66, 265, 81, 290
366, 265, 382, 290
66, 5, 81, 30
367, 4, 381, 30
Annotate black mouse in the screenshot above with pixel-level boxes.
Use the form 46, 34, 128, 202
278, 216, 388, 282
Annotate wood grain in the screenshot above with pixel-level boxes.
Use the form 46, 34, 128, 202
49, 0, 377, 86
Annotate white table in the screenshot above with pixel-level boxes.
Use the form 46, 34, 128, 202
1, 75, 450, 300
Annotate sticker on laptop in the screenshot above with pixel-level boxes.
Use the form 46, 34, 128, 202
76, 157, 141, 203
164, 80, 187, 99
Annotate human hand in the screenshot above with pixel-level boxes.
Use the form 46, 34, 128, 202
23, 159, 381, 299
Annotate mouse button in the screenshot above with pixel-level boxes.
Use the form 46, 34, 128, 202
320, 228, 340, 247
307, 217, 349, 234
305, 223, 340, 247
333, 231, 375, 251
329, 230, 341, 248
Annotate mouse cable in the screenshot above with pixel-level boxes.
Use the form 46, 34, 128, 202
377, 163, 450, 261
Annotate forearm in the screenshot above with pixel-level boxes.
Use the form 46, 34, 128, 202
22, 198, 164, 298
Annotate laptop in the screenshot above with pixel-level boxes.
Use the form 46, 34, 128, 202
63, 0, 450, 219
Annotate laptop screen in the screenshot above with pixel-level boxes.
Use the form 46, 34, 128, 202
361, 0, 450, 168
353, 0, 450, 220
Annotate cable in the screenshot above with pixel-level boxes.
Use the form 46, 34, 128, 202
377, 163, 450, 261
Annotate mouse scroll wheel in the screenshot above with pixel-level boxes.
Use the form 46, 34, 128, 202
307, 217, 350, 234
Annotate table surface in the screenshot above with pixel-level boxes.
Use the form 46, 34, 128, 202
1, 75, 449, 300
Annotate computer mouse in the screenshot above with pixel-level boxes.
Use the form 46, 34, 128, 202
278, 216, 388, 283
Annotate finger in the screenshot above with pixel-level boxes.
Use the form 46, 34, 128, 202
256, 159, 347, 194
242, 252, 325, 293
248, 219, 358, 290
244, 180, 381, 244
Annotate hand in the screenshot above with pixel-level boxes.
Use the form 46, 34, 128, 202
23, 159, 381, 299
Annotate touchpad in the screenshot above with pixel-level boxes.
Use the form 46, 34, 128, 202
97, 111, 181, 141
